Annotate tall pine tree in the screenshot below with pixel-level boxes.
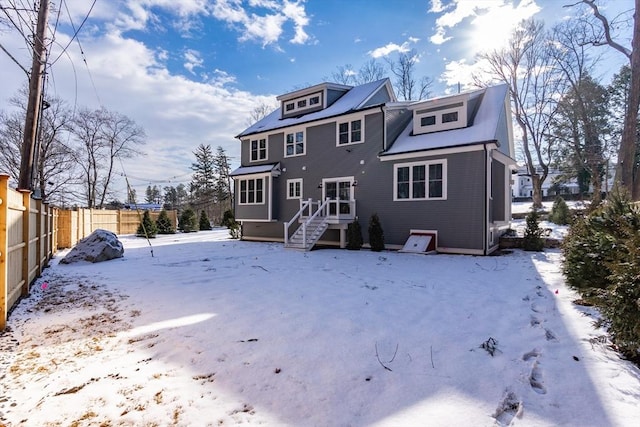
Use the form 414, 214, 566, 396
189, 144, 216, 220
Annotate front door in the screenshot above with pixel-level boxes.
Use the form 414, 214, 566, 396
323, 177, 354, 218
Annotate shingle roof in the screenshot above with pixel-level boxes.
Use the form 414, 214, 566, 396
380, 84, 510, 156
237, 78, 392, 138
230, 163, 280, 177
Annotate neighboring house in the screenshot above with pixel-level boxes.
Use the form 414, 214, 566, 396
231, 78, 516, 255
512, 167, 580, 198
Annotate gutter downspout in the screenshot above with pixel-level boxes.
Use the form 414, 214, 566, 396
483, 143, 489, 256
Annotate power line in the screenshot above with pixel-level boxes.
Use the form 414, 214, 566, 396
0, 40, 29, 75
49, 0, 97, 66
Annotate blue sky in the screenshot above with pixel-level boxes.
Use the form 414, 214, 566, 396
0, 0, 634, 202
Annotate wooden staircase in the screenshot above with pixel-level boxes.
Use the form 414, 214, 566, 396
284, 198, 330, 251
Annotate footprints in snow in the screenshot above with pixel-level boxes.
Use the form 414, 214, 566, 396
525, 285, 558, 343
522, 349, 547, 394
495, 284, 557, 424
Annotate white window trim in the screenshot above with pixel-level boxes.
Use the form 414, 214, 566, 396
287, 178, 303, 200
282, 91, 323, 116
238, 176, 266, 205
336, 117, 365, 146
284, 127, 306, 158
393, 159, 448, 201
249, 138, 268, 162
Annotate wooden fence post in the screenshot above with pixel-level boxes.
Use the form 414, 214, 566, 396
20, 190, 31, 297
0, 175, 9, 330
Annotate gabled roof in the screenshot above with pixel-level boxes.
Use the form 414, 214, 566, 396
380, 84, 510, 157
237, 78, 394, 138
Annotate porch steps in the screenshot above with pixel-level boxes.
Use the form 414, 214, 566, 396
285, 217, 329, 251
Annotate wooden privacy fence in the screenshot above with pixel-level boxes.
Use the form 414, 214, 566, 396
1, 172, 177, 329
1, 174, 58, 330
57, 208, 177, 248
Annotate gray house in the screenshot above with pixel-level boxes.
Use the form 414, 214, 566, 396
231, 78, 515, 255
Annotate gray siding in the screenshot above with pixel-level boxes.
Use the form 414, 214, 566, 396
491, 160, 506, 222
233, 176, 272, 221
238, 111, 492, 253
362, 88, 391, 108
273, 112, 386, 224
357, 150, 487, 251
495, 100, 512, 157
327, 89, 347, 106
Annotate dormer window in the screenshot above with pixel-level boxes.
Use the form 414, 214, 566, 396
279, 90, 325, 118
421, 116, 436, 126
442, 111, 458, 123
412, 98, 467, 135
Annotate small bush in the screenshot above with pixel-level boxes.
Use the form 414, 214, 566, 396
136, 210, 157, 238
549, 196, 570, 225
368, 213, 385, 252
221, 210, 236, 228
179, 208, 197, 233
156, 210, 175, 234
346, 219, 363, 250
229, 222, 241, 239
199, 210, 212, 230
522, 209, 544, 251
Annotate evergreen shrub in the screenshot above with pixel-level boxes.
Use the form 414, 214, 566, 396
179, 208, 198, 233
346, 219, 363, 250
199, 210, 212, 230
562, 188, 637, 290
156, 210, 175, 234
522, 209, 544, 251
136, 210, 157, 238
549, 196, 570, 225
368, 213, 385, 252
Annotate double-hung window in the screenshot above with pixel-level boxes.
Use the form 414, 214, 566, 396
337, 119, 363, 145
285, 129, 305, 157
239, 178, 264, 205
394, 160, 447, 201
250, 138, 267, 161
287, 178, 303, 199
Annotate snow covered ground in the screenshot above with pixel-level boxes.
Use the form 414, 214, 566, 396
1, 229, 639, 426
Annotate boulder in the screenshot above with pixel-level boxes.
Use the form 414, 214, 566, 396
60, 229, 124, 264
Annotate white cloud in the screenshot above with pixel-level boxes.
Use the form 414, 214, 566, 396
184, 49, 203, 74
428, 0, 448, 13
211, 0, 311, 47
0, 27, 266, 198
283, 1, 310, 44
368, 36, 419, 59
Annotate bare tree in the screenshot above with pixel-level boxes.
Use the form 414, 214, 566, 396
354, 59, 385, 85
567, 0, 640, 199
69, 106, 145, 208
331, 64, 355, 85
331, 60, 385, 86
97, 108, 145, 208
550, 20, 608, 203
385, 49, 432, 100
476, 19, 566, 208
0, 110, 23, 183
0, 89, 79, 203
246, 101, 278, 126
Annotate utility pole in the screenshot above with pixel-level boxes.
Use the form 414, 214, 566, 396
17, 0, 49, 191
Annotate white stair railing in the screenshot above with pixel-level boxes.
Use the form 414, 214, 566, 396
284, 198, 330, 249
